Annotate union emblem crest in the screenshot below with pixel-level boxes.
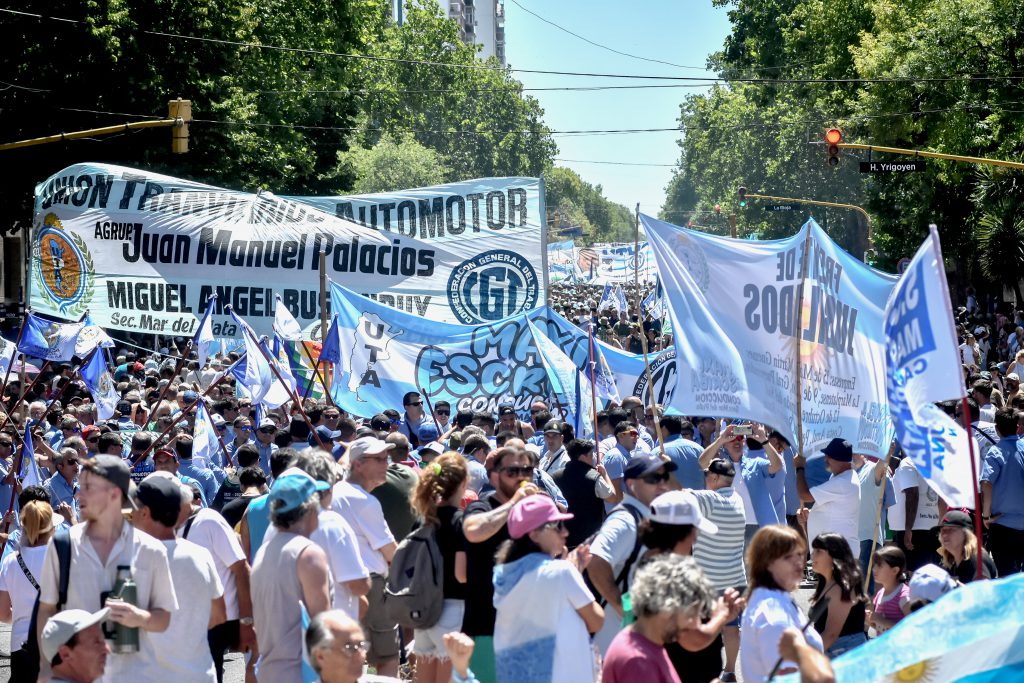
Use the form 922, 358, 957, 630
33, 213, 94, 317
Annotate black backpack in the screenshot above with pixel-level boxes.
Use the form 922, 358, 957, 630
21, 527, 72, 679
382, 525, 444, 629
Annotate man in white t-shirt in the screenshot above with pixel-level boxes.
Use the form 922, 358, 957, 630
331, 437, 399, 678
181, 492, 257, 683
291, 452, 372, 621
132, 473, 225, 682
795, 438, 860, 555
888, 455, 941, 571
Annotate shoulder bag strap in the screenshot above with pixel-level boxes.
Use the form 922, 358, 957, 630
16, 552, 39, 591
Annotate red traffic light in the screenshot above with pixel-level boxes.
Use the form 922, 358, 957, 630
825, 128, 843, 145
825, 129, 842, 167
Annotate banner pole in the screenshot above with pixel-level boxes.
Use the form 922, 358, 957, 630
634, 208, 665, 458
0, 359, 52, 433
319, 251, 329, 343
588, 323, 602, 463
794, 225, 813, 463
0, 427, 28, 556
298, 342, 334, 407
863, 441, 896, 593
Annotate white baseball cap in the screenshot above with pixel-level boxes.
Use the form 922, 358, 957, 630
41, 608, 110, 663
347, 436, 395, 461
648, 490, 718, 534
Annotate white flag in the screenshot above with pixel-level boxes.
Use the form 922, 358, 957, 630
885, 226, 976, 507
273, 296, 303, 342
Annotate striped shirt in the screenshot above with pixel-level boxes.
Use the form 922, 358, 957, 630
691, 487, 747, 590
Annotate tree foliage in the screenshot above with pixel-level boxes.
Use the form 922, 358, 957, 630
664, 0, 1024, 283
335, 134, 449, 193
545, 167, 635, 244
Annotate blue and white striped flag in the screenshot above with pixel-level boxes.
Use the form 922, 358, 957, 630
193, 400, 223, 470
193, 295, 217, 368
20, 424, 45, 487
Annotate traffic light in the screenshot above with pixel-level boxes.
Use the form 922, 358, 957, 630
169, 98, 191, 154
825, 128, 842, 167
738, 186, 747, 207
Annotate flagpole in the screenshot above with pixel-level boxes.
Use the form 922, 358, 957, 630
133, 355, 246, 468
298, 342, 334, 407
634, 206, 666, 458
418, 386, 443, 435
230, 309, 327, 451
794, 224, 813, 465
863, 441, 896, 594
0, 360, 52, 433
588, 323, 602, 463
0, 426, 29, 555
44, 372, 74, 413
0, 314, 28, 398
147, 341, 193, 417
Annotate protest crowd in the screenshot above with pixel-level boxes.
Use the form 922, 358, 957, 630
0, 274, 1019, 683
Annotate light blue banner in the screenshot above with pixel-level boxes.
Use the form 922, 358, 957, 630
643, 214, 897, 459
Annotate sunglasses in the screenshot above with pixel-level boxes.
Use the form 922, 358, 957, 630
258, 427, 276, 434
621, 430, 639, 437
239, 426, 254, 432
406, 401, 423, 407
640, 470, 672, 485
436, 410, 450, 416
324, 414, 341, 420
87, 437, 100, 443
540, 520, 567, 532
65, 459, 80, 466
501, 466, 535, 478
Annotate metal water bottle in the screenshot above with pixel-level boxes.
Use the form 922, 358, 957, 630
113, 565, 139, 653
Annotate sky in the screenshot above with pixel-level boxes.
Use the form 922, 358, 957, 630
503, 0, 732, 218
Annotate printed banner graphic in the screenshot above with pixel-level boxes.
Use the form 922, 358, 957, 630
583, 242, 658, 284
32, 164, 545, 335
884, 228, 976, 507
643, 214, 897, 459
329, 281, 619, 418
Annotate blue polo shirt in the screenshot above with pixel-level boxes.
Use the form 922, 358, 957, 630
982, 435, 1024, 530
663, 434, 705, 490
740, 452, 786, 526
43, 471, 80, 520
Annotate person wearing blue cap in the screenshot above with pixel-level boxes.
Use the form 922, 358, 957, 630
250, 471, 333, 683
794, 438, 861, 557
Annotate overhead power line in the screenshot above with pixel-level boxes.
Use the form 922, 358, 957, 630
4, 8, 1024, 85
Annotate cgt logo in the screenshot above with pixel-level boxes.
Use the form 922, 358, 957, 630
448, 250, 538, 324
633, 349, 678, 406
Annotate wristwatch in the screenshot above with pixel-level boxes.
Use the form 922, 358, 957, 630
239, 616, 254, 626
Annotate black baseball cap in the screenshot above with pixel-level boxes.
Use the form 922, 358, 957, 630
706, 458, 736, 477
87, 455, 135, 507
136, 475, 184, 519
939, 510, 973, 530
624, 453, 677, 480
543, 420, 565, 434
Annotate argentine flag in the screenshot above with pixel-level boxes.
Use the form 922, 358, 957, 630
778, 574, 1024, 682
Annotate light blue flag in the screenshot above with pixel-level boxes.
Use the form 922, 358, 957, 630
193, 400, 223, 469
228, 308, 293, 408
18, 313, 112, 361
193, 294, 217, 368
614, 284, 628, 314
643, 213, 897, 460
20, 425, 45, 487
81, 348, 119, 420
777, 574, 1024, 683
884, 227, 976, 507
597, 283, 616, 312
527, 320, 594, 438
329, 280, 622, 417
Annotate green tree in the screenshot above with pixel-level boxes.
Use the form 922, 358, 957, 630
335, 134, 450, 193
544, 167, 634, 244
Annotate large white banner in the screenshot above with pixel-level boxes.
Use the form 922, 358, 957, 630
581, 242, 658, 284
643, 214, 897, 459
31, 164, 546, 336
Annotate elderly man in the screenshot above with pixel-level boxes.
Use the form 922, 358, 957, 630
795, 438, 861, 554
306, 609, 401, 683
44, 447, 80, 522
41, 608, 111, 683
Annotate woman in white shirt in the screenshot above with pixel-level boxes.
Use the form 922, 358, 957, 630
740, 525, 824, 683
0, 500, 57, 682
492, 494, 604, 683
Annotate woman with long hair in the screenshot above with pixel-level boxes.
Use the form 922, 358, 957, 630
867, 546, 910, 634
937, 510, 997, 583
492, 494, 604, 683
740, 525, 824, 682
0, 500, 57, 682
809, 533, 867, 658
409, 453, 469, 683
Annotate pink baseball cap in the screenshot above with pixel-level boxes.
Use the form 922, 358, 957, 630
507, 495, 573, 539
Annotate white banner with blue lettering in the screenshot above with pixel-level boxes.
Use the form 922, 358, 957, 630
31, 164, 546, 337
643, 213, 897, 459
884, 227, 975, 506
585, 242, 658, 284
547, 240, 580, 283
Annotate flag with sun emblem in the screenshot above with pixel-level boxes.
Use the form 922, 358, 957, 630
643, 213, 899, 460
